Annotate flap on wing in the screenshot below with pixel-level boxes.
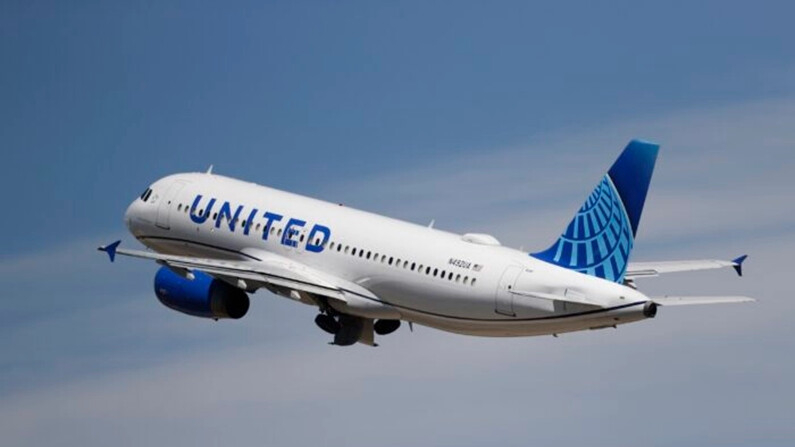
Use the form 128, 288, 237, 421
626, 255, 747, 279
652, 295, 755, 306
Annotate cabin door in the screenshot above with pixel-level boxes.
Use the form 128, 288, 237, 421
495, 265, 523, 316
156, 180, 189, 230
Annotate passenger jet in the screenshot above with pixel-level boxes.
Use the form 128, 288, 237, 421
100, 140, 753, 346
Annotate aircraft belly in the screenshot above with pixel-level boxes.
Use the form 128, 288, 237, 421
399, 301, 650, 337
368, 279, 496, 320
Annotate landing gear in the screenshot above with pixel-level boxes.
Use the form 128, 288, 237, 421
314, 313, 360, 345
374, 319, 401, 335
332, 314, 363, 346
313, 309, 402, 346
314, 314, 340, 334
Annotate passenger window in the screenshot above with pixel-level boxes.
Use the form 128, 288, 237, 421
425, 266, 430, 275
471, 278, 477, 286
411, 262, 416, 271
463, 276, 469, 285
455, 274, 461, 282
433, 268, 438, 277
351, 248, 357, 256
366, 251, 371, 260
388, 257, 393, 266
345, 246, 350, 254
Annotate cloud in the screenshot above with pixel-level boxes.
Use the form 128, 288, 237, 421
323, 97, 795, 251
0, 232, 154, 326
1, 247, 792, 447
2, 96, 794, 446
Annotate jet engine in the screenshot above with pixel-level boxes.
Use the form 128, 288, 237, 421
154, 266, 249, 319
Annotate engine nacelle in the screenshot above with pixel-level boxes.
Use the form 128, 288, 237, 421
154, 266, 250, 319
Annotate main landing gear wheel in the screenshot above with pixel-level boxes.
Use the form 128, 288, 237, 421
374, 319, 401, 335
333, 314, 363, 346
314, 314, 340, 334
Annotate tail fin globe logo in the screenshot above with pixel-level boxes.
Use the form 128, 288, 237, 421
532, 140, 659, 283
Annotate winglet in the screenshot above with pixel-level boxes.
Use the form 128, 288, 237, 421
732, 254, 748, 277
98, 240, 122, 263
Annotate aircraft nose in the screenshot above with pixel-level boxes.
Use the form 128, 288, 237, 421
124, 199, 141, 233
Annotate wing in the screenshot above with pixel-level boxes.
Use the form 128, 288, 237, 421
626, 255, 747, 279
98, 240, 377, 306
652, 295, 755, 306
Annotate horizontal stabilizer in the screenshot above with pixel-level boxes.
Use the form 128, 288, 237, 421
626, 255, 748, 279
652, 296, 755, 306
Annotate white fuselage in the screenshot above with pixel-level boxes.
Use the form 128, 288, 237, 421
125, 173, 653, 337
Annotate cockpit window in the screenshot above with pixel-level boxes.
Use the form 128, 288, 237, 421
140, 188, 153, 202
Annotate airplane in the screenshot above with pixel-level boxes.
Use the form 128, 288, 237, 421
99, 140, 753, 346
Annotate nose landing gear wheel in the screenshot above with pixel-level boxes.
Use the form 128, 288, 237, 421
314, 314, 340, 334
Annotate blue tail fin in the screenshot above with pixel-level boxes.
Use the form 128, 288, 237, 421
531, 140, 659, 283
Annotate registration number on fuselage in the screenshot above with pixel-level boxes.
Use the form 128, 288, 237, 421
448, 258, 472, 269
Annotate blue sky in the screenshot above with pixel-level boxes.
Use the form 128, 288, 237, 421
2, 2, 794, 446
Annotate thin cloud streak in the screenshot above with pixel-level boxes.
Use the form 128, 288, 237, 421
1, 97, 793, 446
323, 97, 795, 250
